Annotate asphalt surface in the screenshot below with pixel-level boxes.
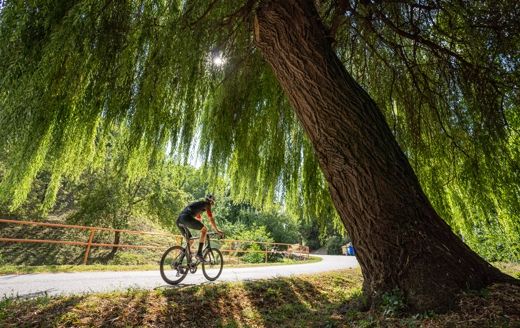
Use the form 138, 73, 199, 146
0, 255, 359, 299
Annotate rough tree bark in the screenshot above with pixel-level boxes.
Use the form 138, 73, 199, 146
253, 0, 517, 312
107, 230, 121, 259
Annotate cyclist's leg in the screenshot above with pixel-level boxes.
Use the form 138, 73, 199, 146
199, 225, 208, 244
178, 215, 206, 258
175, 218, 191, 263
176, 216, 192, 241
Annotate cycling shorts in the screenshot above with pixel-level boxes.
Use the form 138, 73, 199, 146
176, 213, 204, 239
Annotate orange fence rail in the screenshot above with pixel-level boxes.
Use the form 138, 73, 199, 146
0, 219, 309, 265
0, 219, 181, 264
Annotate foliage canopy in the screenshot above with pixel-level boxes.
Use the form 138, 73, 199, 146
0, 0, 519, 259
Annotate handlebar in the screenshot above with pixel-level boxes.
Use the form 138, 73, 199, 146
187, 232, 224, 241
208, 231, 225, 239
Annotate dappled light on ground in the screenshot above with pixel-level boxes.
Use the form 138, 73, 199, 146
1, 269, 519, 327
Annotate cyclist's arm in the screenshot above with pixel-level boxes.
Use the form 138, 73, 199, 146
206, 208, 221, 233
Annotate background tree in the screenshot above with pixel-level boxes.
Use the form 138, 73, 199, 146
215, 197, 301, 244
71, 172, 154, 258
0, 0, 518, 311
66, 131, 189, 258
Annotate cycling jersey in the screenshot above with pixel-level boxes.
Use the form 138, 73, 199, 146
181, 200, 213, 219
176, 200, 213, 239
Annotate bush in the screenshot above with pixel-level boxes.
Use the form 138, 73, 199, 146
234, 225, 274, 244
381, 289, 406, 317
234, 225, 273, 263
241, 243, 266, 263
268, 250, 284, 262
326, 235, 345, 255
110, 252, 147, 265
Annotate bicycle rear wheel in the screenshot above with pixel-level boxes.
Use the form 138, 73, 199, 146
160, 246, 189, 285
202, 247, 224, 281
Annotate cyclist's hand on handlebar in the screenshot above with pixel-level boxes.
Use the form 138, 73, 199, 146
216, 230, 225, 239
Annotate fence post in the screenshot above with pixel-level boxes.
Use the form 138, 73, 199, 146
237, 242, 241, 264
265, 243, 268, 263
83, 228, 96, 265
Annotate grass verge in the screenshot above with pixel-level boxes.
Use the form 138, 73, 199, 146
1, 268, 519, 328
0, 256, 322, 275
494, 262, 520, 279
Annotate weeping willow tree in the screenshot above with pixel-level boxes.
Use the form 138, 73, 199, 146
0, 0, 519, 311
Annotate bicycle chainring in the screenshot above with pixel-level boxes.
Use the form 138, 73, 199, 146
176, 265, 187, 275
189, 263, 198, 274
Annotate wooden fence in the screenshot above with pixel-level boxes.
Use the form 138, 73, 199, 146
0, 219, 309, 265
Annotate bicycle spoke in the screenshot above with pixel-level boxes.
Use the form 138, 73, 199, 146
202, 248, 224, 281
160, 246, 189, 285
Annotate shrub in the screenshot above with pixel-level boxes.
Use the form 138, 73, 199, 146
326, 235, 345, 255
241, 243, 265, 263
110, 252, 147, 265
234, 225, 273, 263
381, 289, 406, 317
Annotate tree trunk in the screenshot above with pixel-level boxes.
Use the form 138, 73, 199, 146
254, 0, 517, 312
107, 230, 121, 259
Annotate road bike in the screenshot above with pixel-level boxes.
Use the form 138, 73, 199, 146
160, 231, 224, 285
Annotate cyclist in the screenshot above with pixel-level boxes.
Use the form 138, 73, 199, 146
176, 194, 224, 262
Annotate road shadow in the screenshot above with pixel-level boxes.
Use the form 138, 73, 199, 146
240, 277, 344, 327
154, 281, 212, 291
1, 295, 83, 328
0, 273, 362, 327
157, 275, 349, 327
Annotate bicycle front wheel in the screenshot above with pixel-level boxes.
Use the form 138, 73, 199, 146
202, 247, 224, 281
160, 246, 189, 285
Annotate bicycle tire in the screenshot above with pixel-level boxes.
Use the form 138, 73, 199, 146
202, 247, 224, 281
160, 245, 189, 285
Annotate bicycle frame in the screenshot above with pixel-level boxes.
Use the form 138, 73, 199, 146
160, 231, 223, 284
181, 233, 216, 267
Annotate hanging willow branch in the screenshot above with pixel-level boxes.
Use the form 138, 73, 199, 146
0, 0, 518, 259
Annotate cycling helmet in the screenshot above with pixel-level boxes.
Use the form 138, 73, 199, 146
205, 194, 215, 203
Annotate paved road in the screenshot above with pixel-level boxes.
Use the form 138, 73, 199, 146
0, 255, 358, 299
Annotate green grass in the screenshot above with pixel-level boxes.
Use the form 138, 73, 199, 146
0, 256, 322, 275
224, 255, 322, 268
0, 216, 178, 267
1, 268, 519, 328
493, 262, 520, 279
